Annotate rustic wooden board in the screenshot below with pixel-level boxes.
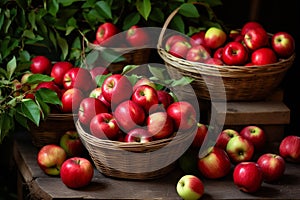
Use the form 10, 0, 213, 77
13, 132, 300, 200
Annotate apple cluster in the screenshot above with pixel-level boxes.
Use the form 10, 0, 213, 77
37, 130, 94, 189
78, 73, 198, 143
21, 55, 114, 114
93, 22, 150, 47
164, 21, 295, 66
178, 124, 300, 196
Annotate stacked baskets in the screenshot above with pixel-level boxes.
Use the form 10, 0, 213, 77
157, 6, 295, 102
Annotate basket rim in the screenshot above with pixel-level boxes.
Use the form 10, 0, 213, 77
76, 120, 196, 153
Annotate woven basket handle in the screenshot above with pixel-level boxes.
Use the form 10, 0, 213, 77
157, 2, 207, 49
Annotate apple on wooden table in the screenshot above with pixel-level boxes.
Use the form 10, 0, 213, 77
176, 174, 204, 200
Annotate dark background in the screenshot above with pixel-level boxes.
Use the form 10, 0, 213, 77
214, 0, 300, 136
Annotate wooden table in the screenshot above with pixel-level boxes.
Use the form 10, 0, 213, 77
13, 132, 300, 200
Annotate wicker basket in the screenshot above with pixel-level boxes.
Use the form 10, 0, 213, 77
29, 113, 77, 148
157, 6, 296, 101
76, 120, 196, 180
88, 43, 151, 74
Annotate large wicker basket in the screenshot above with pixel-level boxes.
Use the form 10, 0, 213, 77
76, 120, 196, 180
157, 6, 295, 102
88, 43, 151, 74
29, 113, 77, 148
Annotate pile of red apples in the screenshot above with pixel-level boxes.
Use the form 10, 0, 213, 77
164, 21, 295, 66
175, 124, 300, 199
78, 73, 198, 143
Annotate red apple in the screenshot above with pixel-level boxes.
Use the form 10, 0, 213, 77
113, 100, 145, 132
191, 123, 208, 149
131, 85, 159, 113
63, 67, 96, 93
96, 22, 119, 45
185, 45, 211, 63
147, 111, 174, 139
244, 27, 269, 50
239, 125, 266, 151
133, 77, 156, 92
204, 27, 227, 49
229, 29, 242, 41
257, 153, 286, 182
101, 74, 133, 107
124, 128, 153, 143
164, 34, 188, 52
198, 146, 232, 179
50, 61, 74, 86
169, 40, 191, 58
241, 21, 263, 36
251, 47, 277, 65
78, 97, 109, 127
126, 25, 150, 47
155, 90, 174, 112
61, 88, 85, 113
90, 112, 120, 140
215, 129, 240, 150
59, 130, 85, 157
30, 55, 52, 75
190, 30, 206, 47
226, 135, 254, 163
213, 47, 223, 60
222, 41, 248, 65
89, 87, 111, 108
35, 81, 62, 99
279, 135, 300, 163
37, 144, 67, 176
167, 101, 197, 131
205, 57, 223, 65
176, 175, 204, 200
271, 31, 295, 58
60, 157, 94, 189
233, 162, 263, 193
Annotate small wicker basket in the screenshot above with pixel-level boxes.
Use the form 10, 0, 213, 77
88, 43, 151, 74
29, 113, 77, 148
157, 6, 296, 101
76, 120, 196, 180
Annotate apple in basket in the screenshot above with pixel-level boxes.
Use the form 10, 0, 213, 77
185, 45, 211, 63
243, 26, 269, 51
155, 90, 174, 112
131, 85, 159, 113
101, 74, 133, 107
78, 97, 109, 127
30, 55, 52, 75
190, 30, 206, 47
50, 61, 74, 86
169, 40, 191, 59
167, 101, 197, 131
222, 41, 248, 66
271, 31, 295, 58
133, 77, 156, 91
90, 112, 120, 140
251, 47, 278, 65
89, 87, 111, 109
113, 100, 146, 132
124, 128, 153, 143
147, 111, 174, 139
126, 25, 150, 47
37, 144, 67, 176
240, 21, 263, 36
61, 88, 85, 113
164, 34, 188, 52
176, 175, 204, 200
204, 27, 227, 49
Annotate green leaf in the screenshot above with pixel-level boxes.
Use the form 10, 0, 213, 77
95, 1, 112, 19
14, 110, 29, 130
149, 7, 164, 23
121, 65, 140, 75
55, 31, 69, 60
6, 56, 17, 80
58, 0, 82, 6
148, 65, 167, 80
35, 88, 62, 106
170, 76, 194, 87
17, 99, 41, 126
136, 0, 151, 21
27, 74, 54, 84
95, 73, 111, 87
123, 13, 140, 30
0, 112, 15, 143
179, 3, 200, 18
48, 0, 59, 17
28, 10, 37, 31
170, 15, 185, 33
